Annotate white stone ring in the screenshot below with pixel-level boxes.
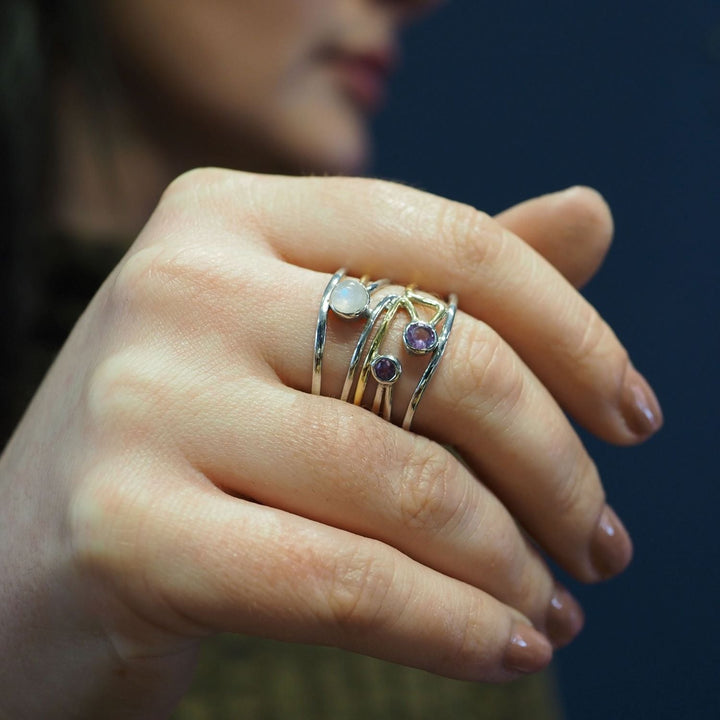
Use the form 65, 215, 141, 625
311, 269, 389, 396
312, 269, 457, 431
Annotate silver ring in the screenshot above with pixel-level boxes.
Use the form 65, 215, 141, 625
312, 270, 388, 396
402, 293, 457, 430
313, 269, 456, 431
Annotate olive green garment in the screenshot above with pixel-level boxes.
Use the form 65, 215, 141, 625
4, 236, 563, 720
174, 635, 562, 720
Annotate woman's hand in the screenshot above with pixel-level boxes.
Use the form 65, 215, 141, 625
0, 173, 661, 719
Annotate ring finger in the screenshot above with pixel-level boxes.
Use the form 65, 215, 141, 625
180, 375, 582, 647
250, 262, 633, 585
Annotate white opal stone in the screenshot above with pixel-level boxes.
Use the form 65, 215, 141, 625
330, 278, 369, 318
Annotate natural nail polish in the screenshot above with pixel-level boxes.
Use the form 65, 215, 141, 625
503, 624, 553, 675
590, 505, 633, 580
545, 586, 585, 648
621, 366, 663, 438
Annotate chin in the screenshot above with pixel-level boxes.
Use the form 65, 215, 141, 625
272, 97, 374, 177
306, 135, 371, 176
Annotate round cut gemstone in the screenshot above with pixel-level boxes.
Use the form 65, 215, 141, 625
330, 278, 370, 318
403, 321, 438, 354
371, 355, 401, 384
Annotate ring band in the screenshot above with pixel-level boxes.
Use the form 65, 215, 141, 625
353, 287, 448, 413
312, 269, 388, 395
313, 269, 456, 430
402, 293, 457, 430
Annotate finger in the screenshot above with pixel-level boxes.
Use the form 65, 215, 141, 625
107, 238, 629, 587
74, 466, 554, 681
101, 246, 585, 644
177, 377, 584, 645
220, 172, 662, 445
493, 186, 614, 288
245, 266, 631, 584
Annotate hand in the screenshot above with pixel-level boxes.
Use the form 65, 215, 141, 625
0, 174, 661, 719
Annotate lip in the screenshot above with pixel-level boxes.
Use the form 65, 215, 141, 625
323, 46, 397, 112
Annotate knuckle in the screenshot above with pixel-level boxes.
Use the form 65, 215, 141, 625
562, 305, 633, 399
360, 176, 403, 204
398, 440, 465, 533
451, 614, 494, 671
156, 169, 265, 249
574, 310, 606, 363
477, 512, 524, 585
112, 242, 256, 321
571, 308, 620, 369
68, 467, 145, 584
86, 352, 157, 432
324, 177, 407, 227
445, 321, 525, 424
322, 547, 397, 631
162, 167, 217, 200
161, 167, 243, 204
553, 447, 604, 522
110, 245, 171, 309
513, 549, 551, 623
441, 204, 503, 273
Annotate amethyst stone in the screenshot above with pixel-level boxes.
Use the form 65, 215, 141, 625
403, 321, 438, 354
371, 355, 401, 384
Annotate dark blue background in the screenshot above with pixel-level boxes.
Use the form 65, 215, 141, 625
373, 2, 720, 719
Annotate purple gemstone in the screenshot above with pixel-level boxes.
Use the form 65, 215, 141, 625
371, 356, 401, 384
403, 321, 438, 354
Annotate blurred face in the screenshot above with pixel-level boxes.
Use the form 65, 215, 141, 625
101, 0, 434, 175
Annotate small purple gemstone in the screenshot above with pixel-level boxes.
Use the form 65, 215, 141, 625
372, 356, 400, 384
404, 321, 437, 354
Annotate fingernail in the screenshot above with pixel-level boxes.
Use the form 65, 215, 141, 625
621, 365, 663, 438
590, 505, 633, 580
503, 623, 553, 674
545, 586, 585, 648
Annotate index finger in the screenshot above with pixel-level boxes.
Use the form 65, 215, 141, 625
234, 173, 662, 445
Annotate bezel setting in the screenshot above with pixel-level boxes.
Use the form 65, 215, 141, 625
370, 355, 402, 385
403, 320, 438, 355
329, 278, 370, 319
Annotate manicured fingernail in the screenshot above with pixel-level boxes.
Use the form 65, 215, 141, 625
504, 624, 553, 674
590, 505, 633, 580
545, 586, 585, 648
621, 366, 663, 438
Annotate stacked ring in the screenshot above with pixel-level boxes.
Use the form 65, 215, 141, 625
313, 269, 457, 431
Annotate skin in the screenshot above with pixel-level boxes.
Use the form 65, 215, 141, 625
1, 1, 662, 718
100, 0, 400, 173
53, 0, 435, 238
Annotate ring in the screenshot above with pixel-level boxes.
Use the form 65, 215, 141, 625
402, 292, 457, 430
313, 270, 457, 431
312, 269, 388, 395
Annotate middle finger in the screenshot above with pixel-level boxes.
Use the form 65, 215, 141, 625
255, 262, 633, 584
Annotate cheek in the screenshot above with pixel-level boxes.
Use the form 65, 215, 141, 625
271, 73, 371, 174
103, 0, 369, 173
104, 0, 311, 106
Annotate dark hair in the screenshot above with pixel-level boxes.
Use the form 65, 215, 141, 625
0, 0, 106, 441
1, 0, 108, 243
1, 1, 49, 330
